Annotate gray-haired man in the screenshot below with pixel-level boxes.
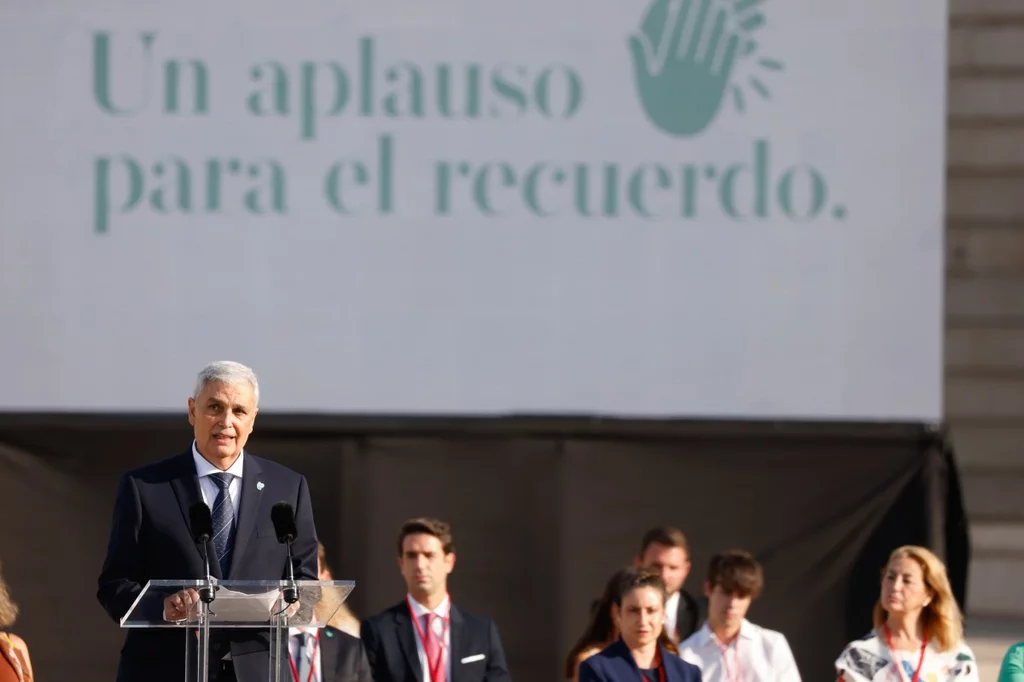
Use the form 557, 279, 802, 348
98, 361, 320, 682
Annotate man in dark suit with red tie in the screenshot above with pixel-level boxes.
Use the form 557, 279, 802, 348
97, 361, 320, 682
360, 518, 512, 682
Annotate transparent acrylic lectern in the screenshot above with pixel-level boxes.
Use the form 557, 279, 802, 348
121, 579, 354, 682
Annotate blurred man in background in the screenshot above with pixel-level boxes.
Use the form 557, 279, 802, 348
361, 518, 511, 682
288, 542, 372, 682
634, 527, 704, 644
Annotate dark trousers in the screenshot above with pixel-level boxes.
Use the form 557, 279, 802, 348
214, 659, 237, 682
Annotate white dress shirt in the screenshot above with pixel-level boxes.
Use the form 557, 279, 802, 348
407, 594, 452, 682
192, 441, 243, 522
664, 591, 681, 641
288, 626, 323, 682
191, 442, 245, 661
162, 445, 245, 625
679, 620, 802, 682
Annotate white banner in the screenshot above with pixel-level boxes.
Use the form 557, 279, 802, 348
0, 0, 947, 419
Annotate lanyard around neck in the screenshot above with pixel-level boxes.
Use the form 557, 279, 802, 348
407, 596, 451, 682
716, 636, 741, 682
883, 624, 928, 682
634, 646, 666, 682
288, 630, 321, 682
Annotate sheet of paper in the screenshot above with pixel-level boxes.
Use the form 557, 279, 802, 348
200, 587, 282, 623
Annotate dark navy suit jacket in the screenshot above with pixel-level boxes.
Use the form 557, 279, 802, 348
97, 449, 319, 682
360, 601, 511, 682
316, 625, 373, 682
579, 638, 702, 682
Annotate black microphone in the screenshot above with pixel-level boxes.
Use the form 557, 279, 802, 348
271, 502, 299, 605
189, 502, 216, 604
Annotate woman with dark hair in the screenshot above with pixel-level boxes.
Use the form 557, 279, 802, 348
578, 568, 701, 682
565, 569, 629, 681
0, 562, 32, 682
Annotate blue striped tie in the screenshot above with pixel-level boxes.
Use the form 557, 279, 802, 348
209, 472, 235, 577
293, 633, 312, 682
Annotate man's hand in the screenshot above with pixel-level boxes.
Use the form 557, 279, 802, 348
163, 588, 201, 622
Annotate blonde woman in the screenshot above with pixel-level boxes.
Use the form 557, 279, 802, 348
0, 562, 32, 682
835, 546, 978, 682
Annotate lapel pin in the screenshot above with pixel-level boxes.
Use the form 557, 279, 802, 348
256, 481, 265, 491
326, 630, 334, 638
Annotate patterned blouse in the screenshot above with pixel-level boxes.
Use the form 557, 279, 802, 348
835, 630, 979, 682
0, 633, 28, 682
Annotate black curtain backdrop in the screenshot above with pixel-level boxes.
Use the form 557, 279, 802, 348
0, 416, 968, 682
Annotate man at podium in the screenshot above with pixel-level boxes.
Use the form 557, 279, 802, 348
97, 361, 320, 682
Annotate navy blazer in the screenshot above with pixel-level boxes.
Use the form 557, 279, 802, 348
579, 639, 702, 682
97, 449, 319, 682
317, 626, 373, 682
360, 600, 511, 682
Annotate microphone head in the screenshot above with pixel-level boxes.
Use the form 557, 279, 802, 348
189, 502, 213, 543
270, 502, 298, 544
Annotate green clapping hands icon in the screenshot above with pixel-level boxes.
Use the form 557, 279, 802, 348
630, 0, 783, 136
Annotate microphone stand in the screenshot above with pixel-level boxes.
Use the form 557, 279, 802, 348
272, 537, 299, 682
271, 503, 301, 682
282, 538, 298, 606
200, 540, 216, 605
197, 540, 216, 682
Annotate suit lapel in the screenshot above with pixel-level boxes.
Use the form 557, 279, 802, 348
318, 626, 340, 677
612, 638, 641, 677
448, 604, 464, 682
676, 594, 687, 641
615, 641, 680, 682
168, 450, 223, 578
394, 605, 425, 682
227, 454, 263, 578
660, 644, 684, 682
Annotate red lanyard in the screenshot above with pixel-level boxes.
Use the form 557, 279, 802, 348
288, 630, 320, 682
716, 637, 741, 682
883, 624, 928, 682
407, 596, 451, 682
638, 649, 667, 682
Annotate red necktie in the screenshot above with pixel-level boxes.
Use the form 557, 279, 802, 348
424, 614, 446, 682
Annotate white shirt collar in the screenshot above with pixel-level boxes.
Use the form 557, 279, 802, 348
289, 625, 319, 637
696, 619, 755, 646
192, 440, 245, 479
406, 593, 450, 620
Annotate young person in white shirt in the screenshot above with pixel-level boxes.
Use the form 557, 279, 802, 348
679, 550, 801, 682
